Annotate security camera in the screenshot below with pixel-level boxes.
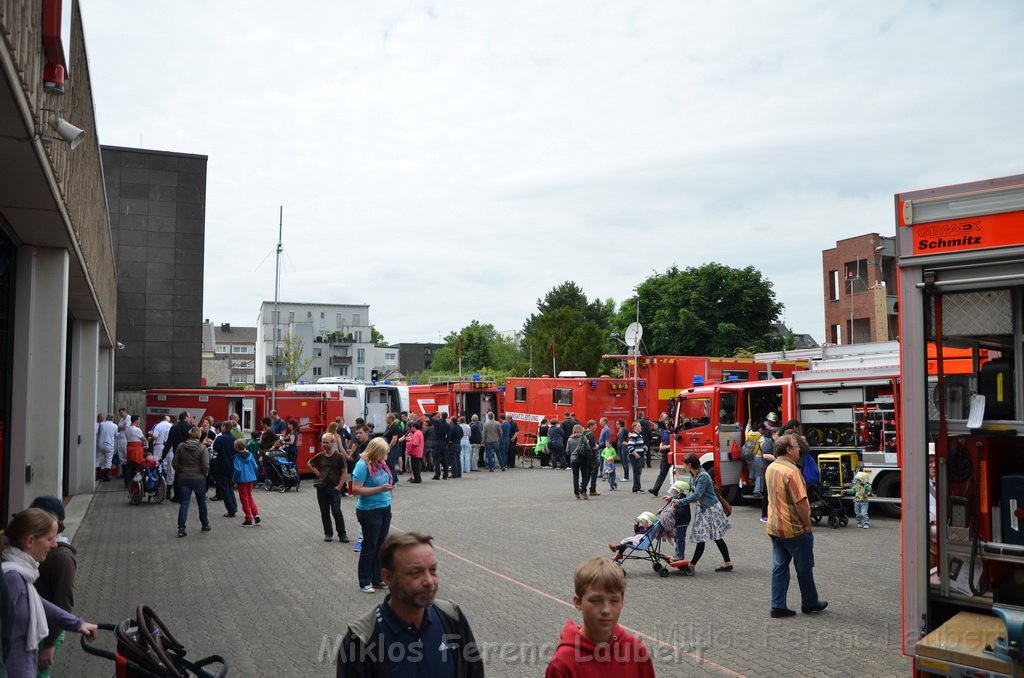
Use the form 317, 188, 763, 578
47, 114, 86, 150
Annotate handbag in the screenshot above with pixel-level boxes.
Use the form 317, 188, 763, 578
714, 484, 733, 517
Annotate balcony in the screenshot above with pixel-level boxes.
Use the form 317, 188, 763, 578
330, 356, 352, 367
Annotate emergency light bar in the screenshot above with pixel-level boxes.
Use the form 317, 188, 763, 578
902, 182, 1024, 225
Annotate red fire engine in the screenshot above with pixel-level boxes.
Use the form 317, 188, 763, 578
505, 355, 806, 446
145, 388, 343, 471
407, 376, 504, 421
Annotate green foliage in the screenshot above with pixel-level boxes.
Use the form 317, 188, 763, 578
524, 281, 614, 334
428, 321, 525, 374
279, 333, 315, 384
616, 263, 784, 356
370, 325, 388, 347
523, 307, 606, 376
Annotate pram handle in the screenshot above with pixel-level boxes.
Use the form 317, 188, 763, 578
80, 622, 118, 659
80, 621, 229, 678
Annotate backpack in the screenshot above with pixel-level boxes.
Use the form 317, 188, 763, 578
741, 432, 758, 462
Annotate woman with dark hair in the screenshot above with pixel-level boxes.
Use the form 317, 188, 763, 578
671, 453, 733, 575
566, 424, 591, 499
281, 419, 300, 465
404, 420, 425, 483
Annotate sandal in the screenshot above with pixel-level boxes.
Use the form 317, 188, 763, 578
715, 565, 734, 572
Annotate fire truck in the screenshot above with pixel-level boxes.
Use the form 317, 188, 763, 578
898, 174, 1024, 677
668, 342, 979, 510
407, 376, 503, 421
286, 378, 408, 431
504, 355, 805, 445
145, 388, 343, 470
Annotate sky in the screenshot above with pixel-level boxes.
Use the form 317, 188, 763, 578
81, 1, 1024, 346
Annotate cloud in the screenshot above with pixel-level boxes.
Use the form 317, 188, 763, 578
82, 1, 1024, 344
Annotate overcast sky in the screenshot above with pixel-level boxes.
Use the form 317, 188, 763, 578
82, 1, 1024, 345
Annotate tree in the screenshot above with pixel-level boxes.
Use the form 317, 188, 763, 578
370, 325, 388, 347
615, 263, 784, 356
278, 333, 315, 384
523, 307, 606, 376
523, 281, 613, 336
427, 321, 524, 374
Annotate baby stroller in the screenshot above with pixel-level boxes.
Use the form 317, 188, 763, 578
263, 450, 300, 492
609, 503, 685, 578
82, 604, 227, 677
809, 483, 847, 528
128, 464, 166, 505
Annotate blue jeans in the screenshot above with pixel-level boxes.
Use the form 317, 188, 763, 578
356, 506, 392, 587
485, 442, 505, 470
618, 443, 630, 479
770, 532, 820, 610
177, 477, 209, 530
674, 525, 688, 558
854, 501, 870, 526
460, 440, 472, 473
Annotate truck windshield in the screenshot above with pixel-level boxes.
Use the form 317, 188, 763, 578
679, 397, 712, 429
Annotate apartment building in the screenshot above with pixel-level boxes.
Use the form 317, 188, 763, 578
822, 233, 897, 345
201, 321, 257, 386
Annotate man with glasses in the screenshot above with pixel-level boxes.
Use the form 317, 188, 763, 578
764, 433, 827, 618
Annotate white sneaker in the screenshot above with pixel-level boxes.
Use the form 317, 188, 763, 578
360, 585, 375, 593
862, 524, 870, 529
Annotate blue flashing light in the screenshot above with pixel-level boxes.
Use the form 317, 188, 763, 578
726, 375, 739, 381
384, 380, 392, 385
497, 386, 505, 392
692, 376, 704, 386
472, 373, 481, 381
590, 380, 598, 388
411, 380, 418, 385
638, 380, 646, 387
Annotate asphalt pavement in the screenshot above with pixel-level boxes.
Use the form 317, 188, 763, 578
54, 462, 911, 677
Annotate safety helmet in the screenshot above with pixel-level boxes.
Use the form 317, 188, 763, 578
637, 511, 658, 526
670, 480, 691, 496
766, 412, 778, 423
854, 471, 871, 483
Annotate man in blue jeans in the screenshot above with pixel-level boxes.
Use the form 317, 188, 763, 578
765, 433, 827, 618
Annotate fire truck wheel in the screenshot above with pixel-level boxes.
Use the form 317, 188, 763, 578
874, 473, 901, 519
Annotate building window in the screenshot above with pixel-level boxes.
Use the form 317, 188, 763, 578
354, 330, 363, 343
514, 386, 527, 402
271, 310, 280, 324
339, 366, 349, 377
831, 324, 842, 345
356, 367, 366, 380
288, 311, 295, 323
829, 270, 839, 301
336, 313, 343, 328
425, 348, 432, 356
231, 375, 254, 384
320, 312, 325, 319
844, 260, 868, 294
553, 388, 573, 406
357, 348, 365, 364
352, 313, 360, 325
385, 352, 396, 361
231, 345, 251, 354
215, 346, 229, 354
313, 348, 322, 357
312, 367, 322, 376
337, 347, 349, 357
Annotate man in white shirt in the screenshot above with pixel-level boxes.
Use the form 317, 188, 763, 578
116, 407, 131, 469
150, 415, 172, 463
96, 414, 118, 481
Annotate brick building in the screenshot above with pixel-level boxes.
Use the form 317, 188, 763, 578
822, 233, 897, 344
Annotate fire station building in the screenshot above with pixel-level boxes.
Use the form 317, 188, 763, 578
0, 1, 117, 519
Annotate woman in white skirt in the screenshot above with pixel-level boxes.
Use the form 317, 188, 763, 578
671, 453, 734, 575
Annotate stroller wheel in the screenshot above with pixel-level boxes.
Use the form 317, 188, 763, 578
264, 479, 273, 492
154, 480, 166, 504
828, 514, 839, 529
659, 566, 670, 578
652, 563, 662, 573
812, 514, 821, 524
839, 514, 848, 527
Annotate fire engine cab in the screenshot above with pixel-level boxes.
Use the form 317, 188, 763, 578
898, 173, 1024, 677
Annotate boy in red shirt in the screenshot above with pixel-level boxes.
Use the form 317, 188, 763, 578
545, 557, 656, 677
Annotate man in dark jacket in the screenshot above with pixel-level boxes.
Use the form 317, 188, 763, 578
164, 411, 192, 502
431, 414, 451, 480
337, 532, 482, 678
447, 418, 463, 478
212, 421, 239, 517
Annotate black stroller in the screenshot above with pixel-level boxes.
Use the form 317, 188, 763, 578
82, 605, 227, 677
262, 450, 300, 492
809, 483, 848, 528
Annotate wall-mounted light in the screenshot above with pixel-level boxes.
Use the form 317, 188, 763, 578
41, 109, 85, 150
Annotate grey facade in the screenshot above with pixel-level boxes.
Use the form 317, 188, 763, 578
102, 146, 208, 389
1, 0, 118, 514
395, 342, 445, 374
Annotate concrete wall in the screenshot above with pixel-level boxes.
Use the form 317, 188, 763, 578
103, 146, 208, 390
